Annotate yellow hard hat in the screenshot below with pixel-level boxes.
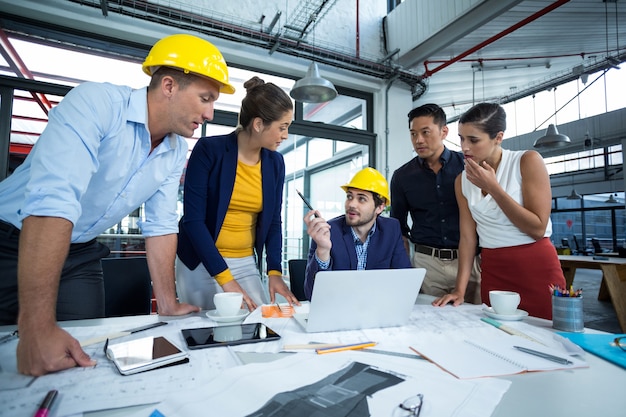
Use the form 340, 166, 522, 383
142, 34, 235, 94
341, 167, 390, 205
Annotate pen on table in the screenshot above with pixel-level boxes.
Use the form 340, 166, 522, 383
33, 389, 58, 417
0, 330, 18, 345
80, 321, 168, 347
316, 341, 377, 354
513, 345, 573, 365
480, 317, 546, 345
283, 342, 350, 350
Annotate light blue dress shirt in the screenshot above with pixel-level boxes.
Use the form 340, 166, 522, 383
0, 82, 187, 243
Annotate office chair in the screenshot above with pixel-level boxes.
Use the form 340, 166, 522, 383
288, 259, 308, 301
101, 257, 153, 317
591, 238, 609, 255
572, 236, 593, 256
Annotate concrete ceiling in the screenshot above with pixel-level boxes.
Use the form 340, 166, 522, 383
405, 0, 626, 116
0, 0, 624, 118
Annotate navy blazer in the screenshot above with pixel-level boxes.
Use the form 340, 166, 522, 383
177, 131, 285, 276
304, 215, 412, 299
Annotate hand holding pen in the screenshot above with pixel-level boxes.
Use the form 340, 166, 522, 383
296, 189, 319, 218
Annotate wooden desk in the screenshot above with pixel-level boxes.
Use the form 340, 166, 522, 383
558, 255, 626, 332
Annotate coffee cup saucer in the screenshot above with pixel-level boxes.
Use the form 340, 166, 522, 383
482, 307, 529, 321
206, 309, 250, 323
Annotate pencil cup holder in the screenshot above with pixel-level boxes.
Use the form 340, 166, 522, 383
552, 296, 584, 332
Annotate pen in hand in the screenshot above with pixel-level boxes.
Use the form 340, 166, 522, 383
296, 189, 319, 218
34, 390, 58, 417
513, 346, 573, 365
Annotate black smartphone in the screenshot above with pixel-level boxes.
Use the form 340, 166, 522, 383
181, 323, 281, 350
296, 189, 319, 218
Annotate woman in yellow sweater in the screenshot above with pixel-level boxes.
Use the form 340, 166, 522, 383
176, 76, 299, 312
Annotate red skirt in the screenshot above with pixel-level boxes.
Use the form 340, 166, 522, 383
481, 237, 566, 320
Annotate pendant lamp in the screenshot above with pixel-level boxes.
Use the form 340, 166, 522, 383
566, 189, 582, 200
290, 62, 337, 103
533, 124, 571, 149
605, 194, 618, 204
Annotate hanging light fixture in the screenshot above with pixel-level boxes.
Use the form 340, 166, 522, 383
605, 194, 618, 204
290, 62, 337, 103
533, 124, 571, 148
566, 188, 582, 200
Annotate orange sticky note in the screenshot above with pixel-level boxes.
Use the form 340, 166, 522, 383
261, 304, 294, 318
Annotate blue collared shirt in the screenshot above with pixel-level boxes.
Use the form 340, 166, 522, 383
351, 222, 376, 270
0, 82, 187, 242
315, 222, 377, 270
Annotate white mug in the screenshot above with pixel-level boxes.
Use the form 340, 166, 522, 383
489, 290, 521, 315
213, 292, 243, 317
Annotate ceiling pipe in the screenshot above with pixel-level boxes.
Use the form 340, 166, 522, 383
355, 0, 359, 59
59, 0, 424, 89
422, 0, 571, 78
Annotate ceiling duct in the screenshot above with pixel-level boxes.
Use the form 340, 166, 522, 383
60, 0, 425, 91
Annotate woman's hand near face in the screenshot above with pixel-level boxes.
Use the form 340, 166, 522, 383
464, 158, 499, 195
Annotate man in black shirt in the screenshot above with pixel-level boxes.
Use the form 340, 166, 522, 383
390, 104, 481, 303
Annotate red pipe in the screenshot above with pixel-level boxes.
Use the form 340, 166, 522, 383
0, 28, 52, 114
423, 0, 571, 78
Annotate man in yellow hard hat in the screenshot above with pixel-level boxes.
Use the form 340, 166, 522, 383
0, 34, 234, 376
302, 167, 411, 299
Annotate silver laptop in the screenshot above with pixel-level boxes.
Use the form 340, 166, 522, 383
293, 268, 426, 333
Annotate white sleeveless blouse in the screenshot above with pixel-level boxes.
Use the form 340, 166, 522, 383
461, 149, 552, 249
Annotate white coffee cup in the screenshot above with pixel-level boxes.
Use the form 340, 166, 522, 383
213, 292, 243, 317
489, 290, 521, 315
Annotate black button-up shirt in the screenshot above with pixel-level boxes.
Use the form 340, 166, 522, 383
390, 147, 464, 249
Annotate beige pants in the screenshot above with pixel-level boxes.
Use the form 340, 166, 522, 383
412, 251, 482, 304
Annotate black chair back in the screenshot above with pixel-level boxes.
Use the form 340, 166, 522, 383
102, 257, 152, 317
288, 259, 308, 301
591, 238, 603, 254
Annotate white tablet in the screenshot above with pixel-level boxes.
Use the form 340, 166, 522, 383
106, 335, 189, 375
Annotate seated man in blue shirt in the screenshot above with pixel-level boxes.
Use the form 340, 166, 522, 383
0, 34, 235, 376
303, 167, 411, 299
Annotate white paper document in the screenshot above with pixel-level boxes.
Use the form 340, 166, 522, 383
410, 334, 588, 379
139, 351, 511, 417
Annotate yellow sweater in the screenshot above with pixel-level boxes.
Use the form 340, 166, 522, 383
214, 160, 282, 285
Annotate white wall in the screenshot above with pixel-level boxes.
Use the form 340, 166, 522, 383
373, 83, 415, 182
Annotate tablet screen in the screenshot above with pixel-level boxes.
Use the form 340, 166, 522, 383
181, 323, 281, 349
106, 336, 188, 375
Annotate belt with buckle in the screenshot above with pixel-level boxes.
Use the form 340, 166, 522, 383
414, 244, 458, 260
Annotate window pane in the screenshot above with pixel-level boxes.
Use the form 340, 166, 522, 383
308, 138, 334, 166
283, 177, 305, 271
303, 95, 367, 129
550, 211, 583, 250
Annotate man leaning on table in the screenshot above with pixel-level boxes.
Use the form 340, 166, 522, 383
0, 34, 235, 376
303, 167, 411, 299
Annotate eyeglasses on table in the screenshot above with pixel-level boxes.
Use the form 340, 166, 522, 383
614, 336, 626, 352
396, 393, 424, 416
